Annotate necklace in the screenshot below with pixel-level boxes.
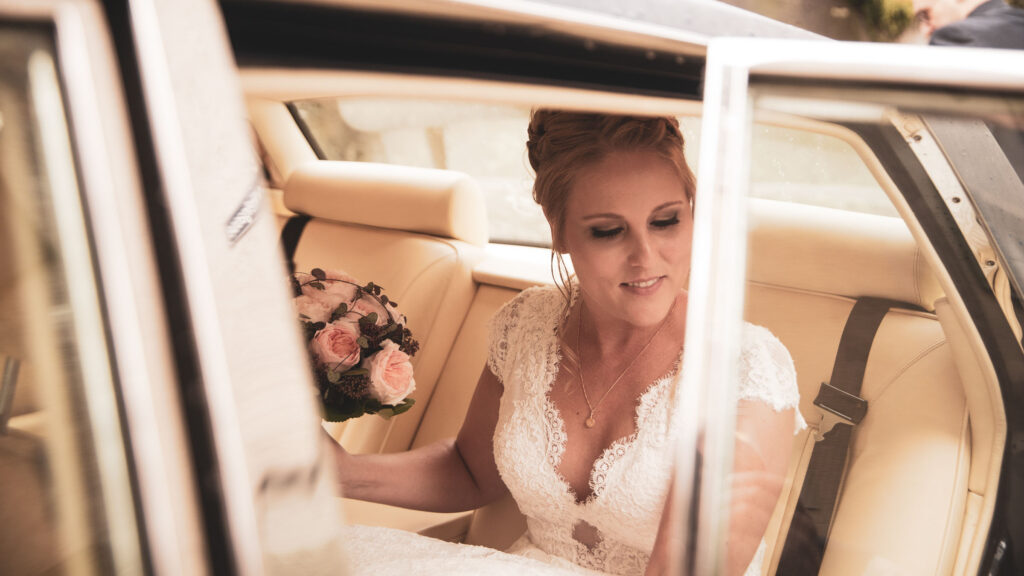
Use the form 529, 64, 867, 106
576, 302, 671, 429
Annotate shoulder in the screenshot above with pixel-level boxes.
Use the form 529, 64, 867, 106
487, 284, 565, 380
489, 284, 565, 332
737, 323, 801, 413
740, 323, 793, 364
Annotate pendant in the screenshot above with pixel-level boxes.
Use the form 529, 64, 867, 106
585, 416, 596, 428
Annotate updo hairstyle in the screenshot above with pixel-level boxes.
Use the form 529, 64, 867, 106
526, 109, 696, 252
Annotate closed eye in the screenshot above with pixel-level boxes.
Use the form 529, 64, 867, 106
651, 215, 680, 229
590, 226, 624, 239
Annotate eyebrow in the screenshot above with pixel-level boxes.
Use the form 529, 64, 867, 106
581, 200, 684, 221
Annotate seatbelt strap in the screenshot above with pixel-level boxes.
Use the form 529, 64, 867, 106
777, 297, 893, 572
280, 214, 311, 275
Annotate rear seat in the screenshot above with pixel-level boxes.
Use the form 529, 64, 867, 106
747, 200, 966, 575
280, 161, 973, 572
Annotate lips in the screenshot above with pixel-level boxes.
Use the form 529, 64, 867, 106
622, 276, 663, 288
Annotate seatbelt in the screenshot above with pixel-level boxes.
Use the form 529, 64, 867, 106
280, 214, 311, 275
777, 298, 894, 574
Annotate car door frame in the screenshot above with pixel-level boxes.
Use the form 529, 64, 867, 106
687, 37, 1024, 575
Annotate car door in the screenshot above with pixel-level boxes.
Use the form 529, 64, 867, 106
1, 0, 346, 574
689, 38, 1024, 575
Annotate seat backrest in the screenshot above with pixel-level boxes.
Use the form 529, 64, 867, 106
283, 161, 487, 454
746, 199, 967, 575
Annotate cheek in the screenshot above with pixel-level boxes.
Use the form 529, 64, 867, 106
566, 235, 625, 284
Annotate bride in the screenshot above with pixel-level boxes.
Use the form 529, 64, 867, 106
329, 110, 805, 576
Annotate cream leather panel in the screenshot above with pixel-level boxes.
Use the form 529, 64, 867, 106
286, 161, 489, 246
934, 298, 1002, 495
413, 285, 518, 448
934, 298, 1005, 575
748, 199, 943, 311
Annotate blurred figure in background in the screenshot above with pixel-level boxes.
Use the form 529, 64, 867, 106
912, 0, 1024, 48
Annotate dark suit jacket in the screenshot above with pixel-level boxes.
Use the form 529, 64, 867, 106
931, 0, 1024, 49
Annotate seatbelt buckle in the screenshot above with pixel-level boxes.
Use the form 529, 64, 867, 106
812, 382, 867, 442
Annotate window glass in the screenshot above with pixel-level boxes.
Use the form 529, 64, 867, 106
0, 23, 143, 575
291, 97, 895, 246
749, 123, 897, 216
730, 80, 1024, 575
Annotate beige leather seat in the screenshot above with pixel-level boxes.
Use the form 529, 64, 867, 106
283, 160, 487, 455
746, 199, 966, 575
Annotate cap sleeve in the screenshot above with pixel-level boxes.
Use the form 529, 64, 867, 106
487, 292, 525, 383
738, 324, 807, 433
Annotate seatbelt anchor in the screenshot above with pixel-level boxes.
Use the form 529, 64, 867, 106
812, 382, 868, 442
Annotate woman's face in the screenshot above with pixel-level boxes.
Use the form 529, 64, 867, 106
561, 149, 693, 328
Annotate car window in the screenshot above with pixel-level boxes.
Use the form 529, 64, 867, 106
0, 23, 143, 575
291, 97, 896, 246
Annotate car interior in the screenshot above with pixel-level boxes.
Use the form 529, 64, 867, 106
0, 2, 1018, 575
243, 69, 1005, 575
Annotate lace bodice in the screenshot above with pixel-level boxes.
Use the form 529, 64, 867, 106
488, 285, 805, 576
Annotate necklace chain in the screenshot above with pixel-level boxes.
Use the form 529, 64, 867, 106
576, 301, 670, 429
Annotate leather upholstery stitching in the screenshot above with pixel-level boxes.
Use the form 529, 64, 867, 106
871, 338, 948, 403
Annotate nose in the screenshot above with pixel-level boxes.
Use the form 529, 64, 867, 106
628, 229, 654, 267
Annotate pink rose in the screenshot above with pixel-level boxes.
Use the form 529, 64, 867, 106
311, 320, 362, 370
294, 294, 334, 324
350, 296, 389, 326
363, 340, 416, 405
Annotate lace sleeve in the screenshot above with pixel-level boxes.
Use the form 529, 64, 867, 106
738, 324, 808, 433
486, 293, 523, 383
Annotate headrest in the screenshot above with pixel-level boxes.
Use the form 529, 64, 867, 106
284, 161, 489, 245
747, 199, 943, 311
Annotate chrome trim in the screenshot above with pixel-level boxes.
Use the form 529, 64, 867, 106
676, 48, 752, 575
712, 37, 1024, 91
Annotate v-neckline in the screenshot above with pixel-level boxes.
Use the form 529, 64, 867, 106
537, 285, 681, 507
543, 371, 672, 506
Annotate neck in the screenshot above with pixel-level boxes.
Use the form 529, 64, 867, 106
577, 291, 686, 359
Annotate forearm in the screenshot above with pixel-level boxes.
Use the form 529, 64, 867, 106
332, 437, 502, 513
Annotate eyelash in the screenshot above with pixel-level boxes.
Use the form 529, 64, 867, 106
589, 214, 680, 239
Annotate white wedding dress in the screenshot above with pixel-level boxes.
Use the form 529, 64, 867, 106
344, 285, 806, 576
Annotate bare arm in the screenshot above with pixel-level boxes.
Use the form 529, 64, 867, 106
328, 366, 509, 513
725, 401, 794, 576
644, 401, 794, 576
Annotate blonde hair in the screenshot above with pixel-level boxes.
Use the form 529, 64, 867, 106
526, 110, 696, 307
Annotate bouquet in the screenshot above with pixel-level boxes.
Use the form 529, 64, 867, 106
292, 268, 419, 422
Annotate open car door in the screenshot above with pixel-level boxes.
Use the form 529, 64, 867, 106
686, 39, 1024, 575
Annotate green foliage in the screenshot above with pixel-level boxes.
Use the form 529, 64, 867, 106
848, 0, 914, 40
320, 391, 415, 423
